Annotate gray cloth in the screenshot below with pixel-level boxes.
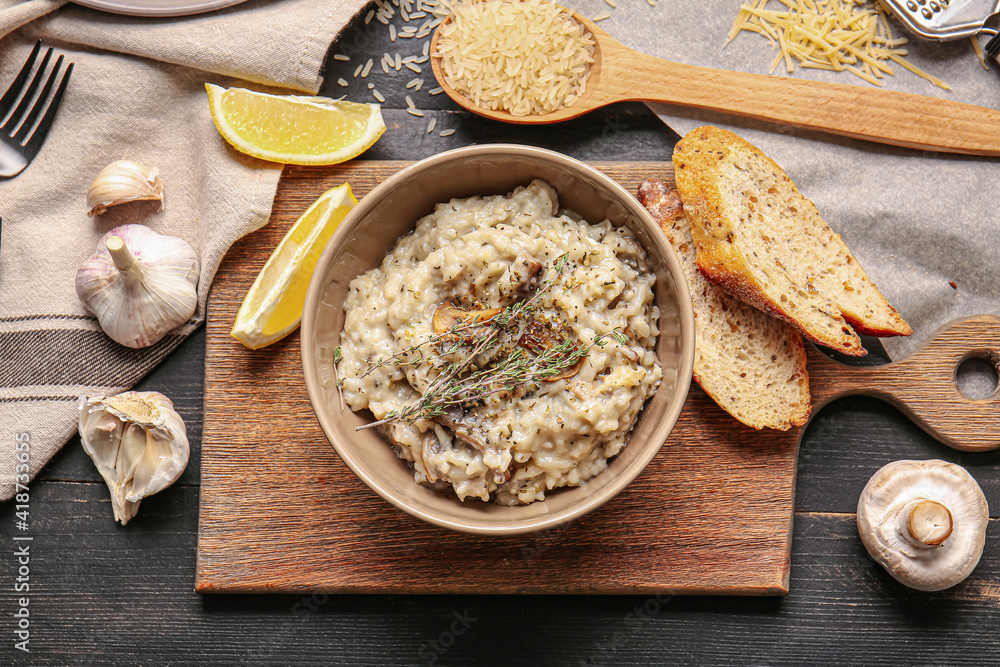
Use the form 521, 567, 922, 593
0, 0, 369, 500
563, 0, 1000, 360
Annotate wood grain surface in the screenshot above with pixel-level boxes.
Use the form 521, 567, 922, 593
196, 160, 1000, 595
808, 316, 1000, 452
14, 5, 1000, 655
197, 160, 800, 595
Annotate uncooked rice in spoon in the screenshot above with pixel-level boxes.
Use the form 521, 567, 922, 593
434, 0, 596, 116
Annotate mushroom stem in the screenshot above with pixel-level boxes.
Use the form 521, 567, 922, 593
106, 236, 138, 273
907, 499, 953, 546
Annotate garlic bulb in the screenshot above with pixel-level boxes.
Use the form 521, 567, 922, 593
87, 160, 164, 216
76, 224, 200, 348
78, 391, 190, 525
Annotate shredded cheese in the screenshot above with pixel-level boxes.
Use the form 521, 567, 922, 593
971, 35, 990, 71
728, 0, 950, 90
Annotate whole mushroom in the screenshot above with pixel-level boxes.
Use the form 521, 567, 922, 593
857, 459, 989, 592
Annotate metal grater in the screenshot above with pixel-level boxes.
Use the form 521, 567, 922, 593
880, 0, 1000, 62
880, 0, 999, 39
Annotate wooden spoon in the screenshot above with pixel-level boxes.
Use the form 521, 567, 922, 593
429, 5, 1000, 156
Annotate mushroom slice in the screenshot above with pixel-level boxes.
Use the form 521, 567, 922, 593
543, 356, 585, 382
421, 432, 450, 483
857, 459, 989, 592
432, 407, 512, 485
432, 406, 490, 454
517, 320, 586, 382
432, 302, 501, 335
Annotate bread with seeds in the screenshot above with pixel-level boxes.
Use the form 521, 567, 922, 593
639, 178, 810, 430
672, 125, 911, 357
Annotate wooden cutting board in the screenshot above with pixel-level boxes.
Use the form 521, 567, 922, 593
195, 161, 1000, 595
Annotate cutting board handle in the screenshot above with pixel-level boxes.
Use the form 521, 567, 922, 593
808, 315, 1000, 452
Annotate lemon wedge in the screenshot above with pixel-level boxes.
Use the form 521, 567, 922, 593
231, 184, 357, 349
205, 83, 385, 165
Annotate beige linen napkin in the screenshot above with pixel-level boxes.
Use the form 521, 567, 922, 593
560, 0, 1000, 361
0, 0, 370, 500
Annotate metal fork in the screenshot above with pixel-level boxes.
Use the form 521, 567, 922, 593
0, 41, 73, 179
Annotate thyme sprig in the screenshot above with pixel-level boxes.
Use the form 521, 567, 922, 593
333, 346, 345, 410
355, 311, 495, 383
358, 252, 569, 382
351, 253, 631, 431
359, 336, 595, 430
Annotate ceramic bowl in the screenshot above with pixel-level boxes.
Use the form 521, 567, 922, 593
301, 144, 694, 535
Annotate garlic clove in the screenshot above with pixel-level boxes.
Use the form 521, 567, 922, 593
78, 391, 190, 525
76, 224, 200, 348
85, 413, 126, 471
131, 433, 172, 497
118, 422, 147, 484
87, 160, 164, 216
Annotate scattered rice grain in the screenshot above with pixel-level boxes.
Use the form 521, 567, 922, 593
406, 62, 422, 73
337, 77, 349, 87
405, 95, 415, 108
333, 54, 350, 61
373, 89, 386, 103
365, 9, 375, 23
439, 128, 456, 136
361, 58, 374, 77
426, 117, 437, 133
429, 87, 444, 95
406, 107, 425, 117
353, 64, 364, 77
389, 24, 397, 41
593, 11, 611, 20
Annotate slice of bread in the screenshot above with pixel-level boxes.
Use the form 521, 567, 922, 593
672, 126, 912, 357
639, 178, 810, 431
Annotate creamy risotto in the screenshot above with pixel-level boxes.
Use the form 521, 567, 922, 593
336, 180, 662, 505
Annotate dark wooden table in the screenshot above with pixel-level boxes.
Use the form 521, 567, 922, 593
5, 11, 1000, 665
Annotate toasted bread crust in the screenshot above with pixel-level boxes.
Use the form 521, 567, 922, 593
639, 178, 810, 430
672, 126, 911, 357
